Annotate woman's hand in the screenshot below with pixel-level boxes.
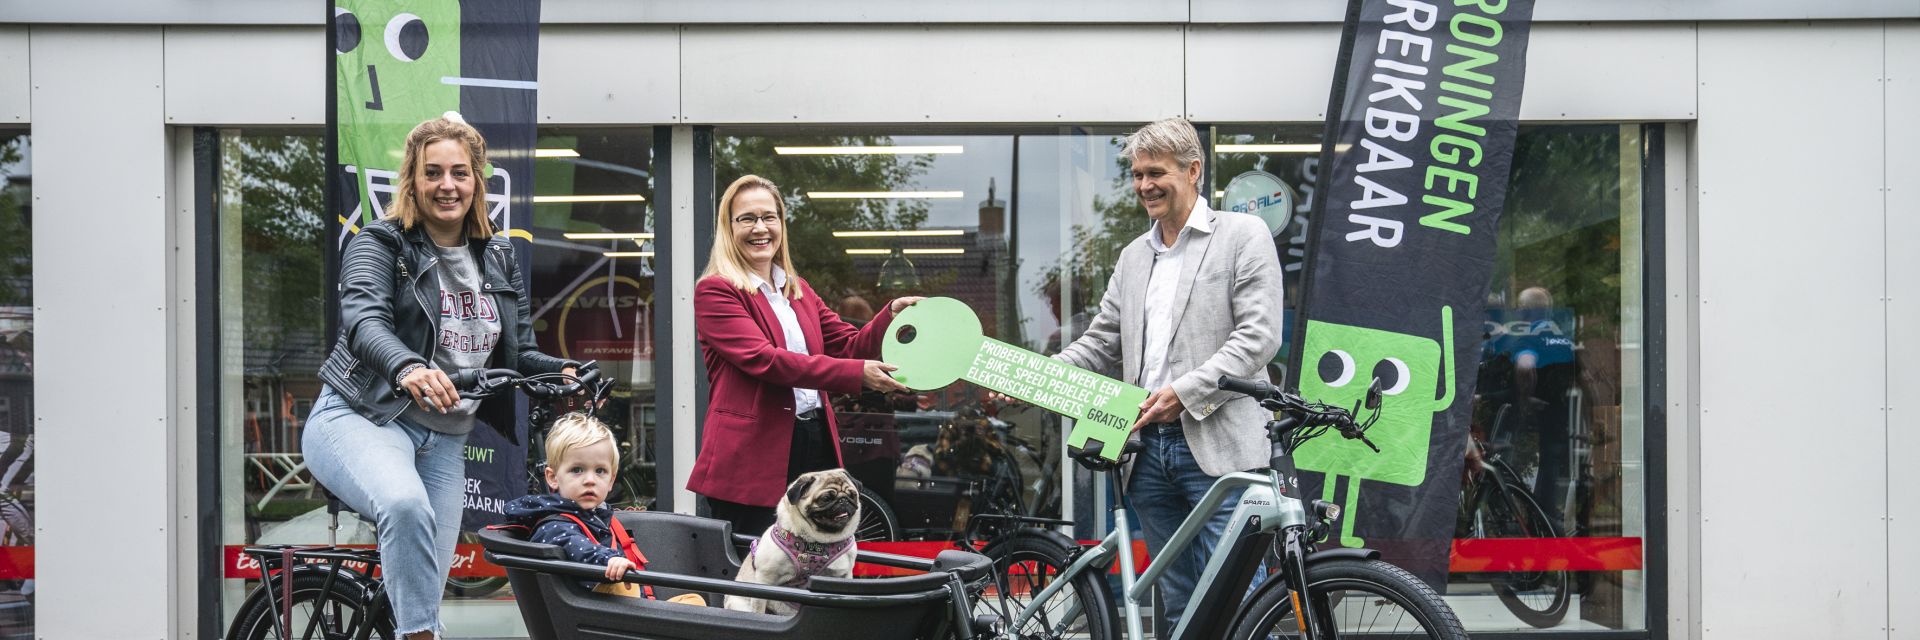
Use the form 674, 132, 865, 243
862, 360, 909, 393
888, 296, 927, 314
401, 366, 460, 414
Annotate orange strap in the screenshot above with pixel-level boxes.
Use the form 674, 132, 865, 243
553, 513, 655, 600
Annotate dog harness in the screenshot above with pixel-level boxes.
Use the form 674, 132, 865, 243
751, 525, 855, 587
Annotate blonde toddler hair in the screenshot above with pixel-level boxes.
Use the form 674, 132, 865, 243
546, 413, 619, 471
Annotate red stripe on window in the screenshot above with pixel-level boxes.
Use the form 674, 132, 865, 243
0, 546, 28, 580
222, 544, 502, 579
1449, 537, 1644, 572
860, 537, 1644, 576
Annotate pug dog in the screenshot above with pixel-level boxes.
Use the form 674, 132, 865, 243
725, 469, 862, 615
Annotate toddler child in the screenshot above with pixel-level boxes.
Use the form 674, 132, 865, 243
504, 413, 702, 604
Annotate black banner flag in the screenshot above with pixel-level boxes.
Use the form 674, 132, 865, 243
1288, 0, 1536, 587
326, 0, 542, 529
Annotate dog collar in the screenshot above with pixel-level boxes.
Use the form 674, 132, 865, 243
754, 525, 855, 587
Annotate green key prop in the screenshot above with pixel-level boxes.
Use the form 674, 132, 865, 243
882, 297, 1147, 461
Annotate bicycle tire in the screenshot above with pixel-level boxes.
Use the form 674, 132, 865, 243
443, 532, 510, 598
229, 572, 395, 640
856, 485, 901, 542
1474, 477, 1572, 628
984, 533, 1115, 640
1226, 557, 1468, 640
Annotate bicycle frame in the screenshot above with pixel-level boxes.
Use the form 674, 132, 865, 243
1008, 468, 1312, 640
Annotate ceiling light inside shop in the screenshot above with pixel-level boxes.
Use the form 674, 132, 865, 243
563, 232, 655, 240
776, 145, 964, 155
1215, 143, 1351, 153
603, 251, 654, 258
845, 248, 966, 255
832, 229, 965, 238
808, 191, 963, 199
534, 194, 648, 203
535, 148, 581, 158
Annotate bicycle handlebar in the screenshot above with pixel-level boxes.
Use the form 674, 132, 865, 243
1217, 374, 1381, 452
390, 361, 607, 402
1217, 374, 1275, 399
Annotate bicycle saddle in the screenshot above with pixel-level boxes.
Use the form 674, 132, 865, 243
316, 483, 376, 525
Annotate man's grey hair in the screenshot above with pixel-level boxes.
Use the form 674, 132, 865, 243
1122, 117, 1205, 169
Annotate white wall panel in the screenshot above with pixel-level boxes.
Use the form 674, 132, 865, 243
1193, 0, 1920, 23
29, 27, 175, 639
1521, 23, 1696, 121
1185, 22, 1698, 123
544, 0, 1189, 24
164, 26, 321, 125
1185, 25, 1338, 122
0, 0, 311, 25
1695, 22, 1887, 639
8, 0, 1913, 25
681, 25, 1184, 124
0, 27, 25, 123
1887, 21, 1920, 640
538, 26, 679, 124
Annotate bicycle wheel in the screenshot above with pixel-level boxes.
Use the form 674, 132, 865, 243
1227, 558, 1467, 640
229, 573, 394, 640
856, 485, 901, 542
443, 532, 509, 598
984, 533, 1115, 640
1474, 477, 1572, 628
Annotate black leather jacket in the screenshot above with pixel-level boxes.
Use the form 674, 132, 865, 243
317, 219, 573, 441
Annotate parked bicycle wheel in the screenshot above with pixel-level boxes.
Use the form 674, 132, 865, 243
1227, 558, 1467, 640
857, 485, 901, 542
982, 533, 1114, 640
443, 531, 509, 598
228, 572, 394, 640
1472, 477, 1572, 628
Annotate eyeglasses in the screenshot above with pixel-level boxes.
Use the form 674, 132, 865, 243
733, 214, 782, 228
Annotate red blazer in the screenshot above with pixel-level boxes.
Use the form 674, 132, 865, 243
687, 274, 898, 507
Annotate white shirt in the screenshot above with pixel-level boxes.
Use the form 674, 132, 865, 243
1138, 196, 1214, 393
750, 267, 823, 416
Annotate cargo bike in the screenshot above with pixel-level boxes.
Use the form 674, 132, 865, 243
226, 366, 1001, 640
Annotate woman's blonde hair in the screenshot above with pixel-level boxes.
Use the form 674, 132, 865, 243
701, 174, 800, 298
387, 115, 497, 239
546, 413, 618, 471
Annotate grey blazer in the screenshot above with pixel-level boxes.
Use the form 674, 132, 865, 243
1055, 199, 1285, 477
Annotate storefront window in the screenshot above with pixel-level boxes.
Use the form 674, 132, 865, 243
214, 128, 329, 628
1210, 124, 1653, 632
526, 127, 659, 511
213, 128, 658, 638
0, 132, 32, 637
714, 129, 1135, 542
712, 128, 1654, 631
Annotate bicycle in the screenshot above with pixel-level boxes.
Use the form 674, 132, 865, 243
225, 365, 605, 640
991, 375, 1466, 640
1458, 396, 1570, 628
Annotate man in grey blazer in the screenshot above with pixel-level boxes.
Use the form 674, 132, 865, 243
1054, 117, 1285, 629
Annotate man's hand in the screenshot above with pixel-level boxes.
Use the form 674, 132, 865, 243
1131, 385, 1184, 432
605, 556, 637, 582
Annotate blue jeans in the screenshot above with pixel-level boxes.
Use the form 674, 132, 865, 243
303, 387, 469, 637
1128, 422, 1266, 630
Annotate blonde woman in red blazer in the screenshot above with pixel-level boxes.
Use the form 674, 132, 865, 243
689, 174, 923, 536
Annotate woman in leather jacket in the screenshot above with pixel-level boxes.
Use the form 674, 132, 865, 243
302, 116, 576, 640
